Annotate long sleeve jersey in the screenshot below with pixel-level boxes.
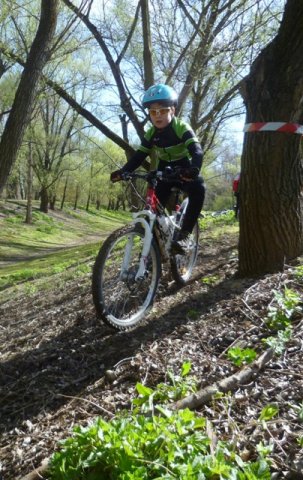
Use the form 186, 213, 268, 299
121, 116, 203, 173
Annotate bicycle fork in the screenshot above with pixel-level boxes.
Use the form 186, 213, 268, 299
120, 211, 155, 282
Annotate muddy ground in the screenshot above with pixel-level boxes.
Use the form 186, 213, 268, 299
0, 231, 302, 479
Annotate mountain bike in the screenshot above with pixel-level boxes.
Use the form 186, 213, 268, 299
92, 169, 200, 330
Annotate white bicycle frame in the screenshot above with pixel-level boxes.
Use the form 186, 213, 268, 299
120, 198, 189, 281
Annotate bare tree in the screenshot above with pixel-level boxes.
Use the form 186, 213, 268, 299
238, 0, 303, 275
0, 0, 59, 194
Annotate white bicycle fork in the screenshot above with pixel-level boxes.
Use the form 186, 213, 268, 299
120, 210, 156, 282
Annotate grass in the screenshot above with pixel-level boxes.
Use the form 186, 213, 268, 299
0, 201, 130, 256
0, 201, 239, 304
0, 243, 100, 304
0, 200, 130, 303
200, 209, 239, 238
0, 243, 99, 288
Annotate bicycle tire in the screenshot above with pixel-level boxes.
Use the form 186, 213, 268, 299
92, 224, 161, 330
170, 200, 199, 285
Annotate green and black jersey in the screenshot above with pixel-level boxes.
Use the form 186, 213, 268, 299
121, 117, 203, 173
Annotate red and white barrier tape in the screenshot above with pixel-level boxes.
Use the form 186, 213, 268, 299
244, 122, 303, 134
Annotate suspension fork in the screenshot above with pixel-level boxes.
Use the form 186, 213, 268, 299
120, 211, 156, 281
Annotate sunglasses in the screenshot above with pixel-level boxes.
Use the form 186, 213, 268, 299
149, 107, 171, 116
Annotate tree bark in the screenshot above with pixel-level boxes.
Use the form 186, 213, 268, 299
0, 0, 59, 195
239, 0, 303, 275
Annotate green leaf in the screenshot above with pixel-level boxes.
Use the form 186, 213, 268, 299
155, 405, 173, 418
259, 404, 279, 421
297, 437, 303, 447
135, 383, 153, 396
181, 361, 192, 377
227, 347, 257, 367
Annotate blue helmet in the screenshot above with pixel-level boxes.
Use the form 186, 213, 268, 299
142, 84, 178, 108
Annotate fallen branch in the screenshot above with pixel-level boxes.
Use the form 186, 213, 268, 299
171, 348, 274, 411
20, 458, 49, 480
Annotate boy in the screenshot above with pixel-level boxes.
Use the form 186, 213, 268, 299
110, 83, 205, 254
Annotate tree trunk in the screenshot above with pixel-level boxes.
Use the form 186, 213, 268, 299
40, 187, 49, 213
49, 194, 56, 210
0, 0, 59, 194
60, 175, 69, 210
86, 163, 93, 211
0, 58, 9, 79
74, 185, 80, 210
18, 165, 25, 199
141, 0, 154, 90
25, 142, 33, 224
119, 114, 129, 144
238, 0, 303, 276
86, 192, 91, 212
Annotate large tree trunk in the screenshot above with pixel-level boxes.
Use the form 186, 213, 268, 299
238, 0, 303, 276
0, 0, 59, 194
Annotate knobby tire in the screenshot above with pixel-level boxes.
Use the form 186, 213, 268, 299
170, 199, 199, 285
92, 225, 161, 330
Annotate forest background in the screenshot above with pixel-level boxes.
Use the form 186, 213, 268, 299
1, 0, 303, 276
0, 0, 285, 213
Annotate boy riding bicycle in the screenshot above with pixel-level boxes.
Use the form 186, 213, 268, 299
110, 83, 205, 254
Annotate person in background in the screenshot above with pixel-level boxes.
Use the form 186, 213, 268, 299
232, 172, 240, 218
110, 83, 205, 254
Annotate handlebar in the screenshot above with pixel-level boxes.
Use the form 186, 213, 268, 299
121, 170, 163, 181
121, 167, 195, 183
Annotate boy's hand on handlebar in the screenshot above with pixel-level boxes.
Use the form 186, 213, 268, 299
179, 167, 199, 181
110, 170, 122, 182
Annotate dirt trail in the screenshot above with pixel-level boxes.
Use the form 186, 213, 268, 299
0, 232, 302, 479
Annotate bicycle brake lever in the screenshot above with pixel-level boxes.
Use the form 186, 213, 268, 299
121, 171, 132, 180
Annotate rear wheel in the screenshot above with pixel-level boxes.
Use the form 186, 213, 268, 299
92, 225, 161, 330
170, 199, 199, 285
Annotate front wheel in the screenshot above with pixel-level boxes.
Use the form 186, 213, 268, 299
170, 199, 199, 285
92, 225, 161, 330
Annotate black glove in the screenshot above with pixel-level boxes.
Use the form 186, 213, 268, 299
179, 167, 199, 180
110, 170, 122, 183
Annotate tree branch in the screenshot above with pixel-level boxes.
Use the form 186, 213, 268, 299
171, 349, 274, 411
61, 0, 144, 140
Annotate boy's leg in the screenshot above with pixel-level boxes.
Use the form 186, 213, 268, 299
180, 178, 205, 233
155, 181, 173, 208
171, 178, 205, 255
